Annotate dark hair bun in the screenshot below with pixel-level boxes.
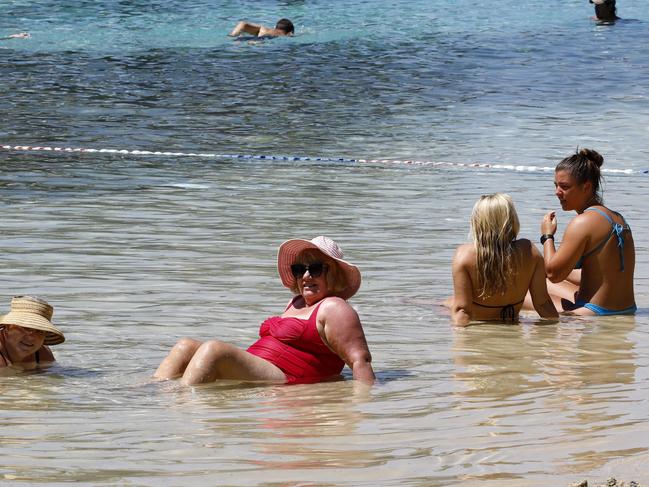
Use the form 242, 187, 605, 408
579, 148, 604, 168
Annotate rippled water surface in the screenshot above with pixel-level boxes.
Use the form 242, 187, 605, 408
2, 0, 649, 485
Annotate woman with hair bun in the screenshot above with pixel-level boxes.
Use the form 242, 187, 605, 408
448, 193, 558, 326
540, 148, 636, 315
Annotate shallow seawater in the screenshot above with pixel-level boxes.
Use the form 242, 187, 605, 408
2, 0, 649, 485
2, 159, 649, 486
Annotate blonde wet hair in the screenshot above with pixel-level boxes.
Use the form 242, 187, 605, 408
470, 193, 520, 298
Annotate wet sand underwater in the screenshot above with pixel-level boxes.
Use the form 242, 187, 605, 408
2, 159, 649, 486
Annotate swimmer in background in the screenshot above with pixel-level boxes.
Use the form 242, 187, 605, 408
229, 18, 294, 39
0, 32, 30, 40
590, 0, 619, 22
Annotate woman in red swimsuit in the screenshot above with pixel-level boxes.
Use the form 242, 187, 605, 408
0, 295, 64, 369
155, 236, 375, 385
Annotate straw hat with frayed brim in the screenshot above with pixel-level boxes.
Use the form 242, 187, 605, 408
277, 236, 361, 300
0, 296, 65, 345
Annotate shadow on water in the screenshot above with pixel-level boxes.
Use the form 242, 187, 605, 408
0, 364, 103, 379
44, 364, 104, 379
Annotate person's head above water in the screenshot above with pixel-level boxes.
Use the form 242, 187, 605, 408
0, 295, 65, 366
590, 0, 618, 22
555, 148, 604, 207
277, 236, 361, 300
275, 18, 294, 35
0, 295, 65, 346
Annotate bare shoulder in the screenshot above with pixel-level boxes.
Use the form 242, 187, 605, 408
319, 296, 357, 316
564, 211, 608, 243
569, 210, 598, 230
258, 26, 281, 37
529, 242, 543, 259
38, 345, 56, 363
513, 238, 535, 257
318, 298, 361, 331
526, 241, 545, 266
513, 239, 543, 277
453, 243, 475, 264
514, 238, 532, 249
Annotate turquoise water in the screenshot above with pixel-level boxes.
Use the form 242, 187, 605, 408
2, 1, 649, 486
3, 0, 649, 166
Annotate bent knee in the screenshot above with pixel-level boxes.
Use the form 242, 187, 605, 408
172, 337, 202, 354
196, 339, 235, 360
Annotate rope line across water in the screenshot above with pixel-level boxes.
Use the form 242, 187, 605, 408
1, 144, 643, 175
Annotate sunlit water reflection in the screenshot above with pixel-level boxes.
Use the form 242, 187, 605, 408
1, 158, 648, 485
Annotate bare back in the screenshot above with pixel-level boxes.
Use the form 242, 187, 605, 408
451, 239, 556, 325
575, 207, 635, 308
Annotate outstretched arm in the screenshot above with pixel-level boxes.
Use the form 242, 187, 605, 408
321, 298, 375, 384
1, 32, 30, 40
229, 21, 262, 37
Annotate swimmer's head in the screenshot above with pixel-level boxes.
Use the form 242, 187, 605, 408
275, 18, 294, 35
590, 0, 617, 21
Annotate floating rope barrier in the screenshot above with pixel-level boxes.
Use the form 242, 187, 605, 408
1, 144, 643, 175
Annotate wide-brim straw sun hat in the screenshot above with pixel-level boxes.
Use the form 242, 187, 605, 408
0, 295, 65, 345
277, 236, 361, 300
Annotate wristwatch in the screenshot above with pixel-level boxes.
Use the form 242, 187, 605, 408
540, 234, 554, 245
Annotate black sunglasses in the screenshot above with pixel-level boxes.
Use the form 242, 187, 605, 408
291, 262, 327, 279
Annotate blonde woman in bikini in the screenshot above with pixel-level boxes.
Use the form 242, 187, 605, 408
448, 193, 558, 326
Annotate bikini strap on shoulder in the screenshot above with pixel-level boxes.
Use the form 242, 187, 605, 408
611, 209, 631, 230
584, 208, 628, 272
584, 207, 614, 224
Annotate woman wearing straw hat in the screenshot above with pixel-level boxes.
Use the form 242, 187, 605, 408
0, 296, 65, 369
155, 236, 375, 385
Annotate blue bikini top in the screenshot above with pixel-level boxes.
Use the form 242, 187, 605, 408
574, 207, 631, 271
